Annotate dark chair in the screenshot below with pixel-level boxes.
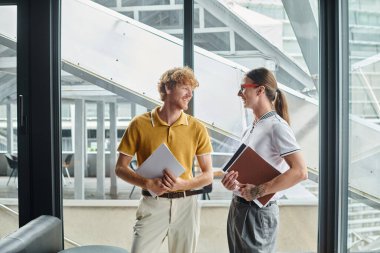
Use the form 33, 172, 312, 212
62, 154, 73, 185
0, 215, 63, 253
202, 183, 212, 200
5, 154, 18, 186
128, 160, 137, 199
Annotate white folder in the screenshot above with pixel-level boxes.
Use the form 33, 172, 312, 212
135, 143, 185, 197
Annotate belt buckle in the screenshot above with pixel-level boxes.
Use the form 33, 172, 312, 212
169, 192, 184, 198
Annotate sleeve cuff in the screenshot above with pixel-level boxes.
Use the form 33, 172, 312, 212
280, 149, 300, 157
118, 150, 134, 157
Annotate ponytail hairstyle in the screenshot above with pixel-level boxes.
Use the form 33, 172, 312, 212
246, 67, 290, 124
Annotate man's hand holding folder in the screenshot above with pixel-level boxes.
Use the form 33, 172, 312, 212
143, 169, 188, 196
145, 177, 169, 196
162, 169, 188, 192
136, 143, 186, 197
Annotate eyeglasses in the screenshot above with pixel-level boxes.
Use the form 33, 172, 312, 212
238, 83, 260, 94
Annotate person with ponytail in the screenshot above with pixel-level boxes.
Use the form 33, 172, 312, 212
221, 67, 308, 253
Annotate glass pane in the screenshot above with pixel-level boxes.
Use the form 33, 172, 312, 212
204, 9, 226, 28
194, 32, 230, 51
235, 32, 256, 51
93, 0, 117, 8
139, 10, 183, 29
194, 0, 319, 252
347, 0, 380, 252
0, 4, 19, 240
348, 1, 380, 251
122, 0, 170, 7
61, 0, 183, 250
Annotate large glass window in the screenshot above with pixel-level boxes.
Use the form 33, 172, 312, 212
348, 1, 380, 251
0, 4, 19, 241
193, 1, 319, 252
59, 0, 320, 252
61, 0, 183, 249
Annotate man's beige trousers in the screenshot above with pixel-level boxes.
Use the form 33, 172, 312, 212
131, 195, 200, 253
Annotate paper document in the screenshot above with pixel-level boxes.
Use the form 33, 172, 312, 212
135, 143, 185, 197
223, 143, 281, 207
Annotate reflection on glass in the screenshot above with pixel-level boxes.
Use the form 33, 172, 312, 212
348, 0, 380, 252
0, 12, 17, 185
0, 4, 19, 241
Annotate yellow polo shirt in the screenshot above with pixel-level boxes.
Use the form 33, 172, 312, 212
117, 107, 213, 180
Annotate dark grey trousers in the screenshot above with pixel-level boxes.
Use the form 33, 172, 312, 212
227, 196, 279, 253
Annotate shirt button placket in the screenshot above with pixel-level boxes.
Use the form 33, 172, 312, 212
167, 127, 171, 144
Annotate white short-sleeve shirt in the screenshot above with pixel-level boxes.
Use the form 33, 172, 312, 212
241, 111, 300, 198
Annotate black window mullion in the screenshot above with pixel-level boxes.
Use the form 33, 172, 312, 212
17, 0, 62, 233
183, 0, 194, 115
319, 0, 349, 252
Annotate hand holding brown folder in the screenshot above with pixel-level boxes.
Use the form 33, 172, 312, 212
223, 144, 281, 207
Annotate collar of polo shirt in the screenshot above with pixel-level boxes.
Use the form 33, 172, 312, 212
150, 107, 189, 127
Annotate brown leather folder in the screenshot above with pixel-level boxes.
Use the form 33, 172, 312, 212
223, 144, 281, 206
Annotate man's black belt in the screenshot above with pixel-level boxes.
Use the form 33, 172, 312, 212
142, 189, 204, 199
235, 195, 277, 207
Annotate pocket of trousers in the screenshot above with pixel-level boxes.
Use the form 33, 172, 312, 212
136, 196, 153, 221
258, 206, 278, 239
